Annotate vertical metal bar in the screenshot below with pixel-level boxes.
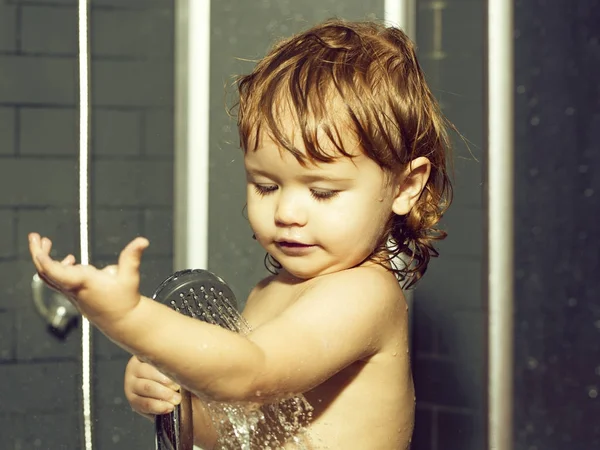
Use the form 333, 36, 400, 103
487, 0, 514, 449
385, 0, 417, 40
174, 0, 211, 272
173, 1, 211, 448
77, 0, 93, 449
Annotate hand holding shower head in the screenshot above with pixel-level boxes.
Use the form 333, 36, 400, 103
151, 269, 250, 450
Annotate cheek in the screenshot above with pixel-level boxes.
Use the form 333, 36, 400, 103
246, 193, 270, 234
328, 199, 391, 242
246, 199, 260, 231
317, 200, 384, 241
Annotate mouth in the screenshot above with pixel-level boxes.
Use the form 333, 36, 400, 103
276, 241, 313, 248
275, 240, 316, 255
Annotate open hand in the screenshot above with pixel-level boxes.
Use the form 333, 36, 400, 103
28, 233, 149, 327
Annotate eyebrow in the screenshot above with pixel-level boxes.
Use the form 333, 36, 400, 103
297, 173, 353, 183
245, 168, 352, 183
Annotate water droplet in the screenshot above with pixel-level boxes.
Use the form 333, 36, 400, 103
527, 357, 539, 369
530, 116, 541, 126
584, 188, 594, 197
588, 386, 598, 399
565, 107, 575, 116
517, 85, 526, 94
567, 297, 577, 307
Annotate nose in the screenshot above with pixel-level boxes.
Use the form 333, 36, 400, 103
274, 190, 307, 227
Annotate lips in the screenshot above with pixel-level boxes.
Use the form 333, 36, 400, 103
277, 241, 311, 247
275, 240, 316, 255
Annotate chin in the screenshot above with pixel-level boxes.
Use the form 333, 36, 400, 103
280, 261, 351, 280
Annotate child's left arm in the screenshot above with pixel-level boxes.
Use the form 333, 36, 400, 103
29, 233, 403, 403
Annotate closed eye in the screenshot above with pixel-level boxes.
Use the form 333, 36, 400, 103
310, 189, 339, 201
253, 184, 278, 196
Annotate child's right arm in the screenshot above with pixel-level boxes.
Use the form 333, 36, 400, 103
124, 356, 218, 449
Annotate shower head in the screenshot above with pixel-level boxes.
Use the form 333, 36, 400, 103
31, 273, 79, 337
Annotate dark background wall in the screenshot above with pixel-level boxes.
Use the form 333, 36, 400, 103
513, 1, 600, 449
0, 0, 173, 448
0, 0, 488, 449
411, 1, 486, 449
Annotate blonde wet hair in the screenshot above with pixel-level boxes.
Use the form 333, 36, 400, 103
235, 19, 454, 287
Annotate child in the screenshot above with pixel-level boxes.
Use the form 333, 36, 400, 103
29, 19, 452, 449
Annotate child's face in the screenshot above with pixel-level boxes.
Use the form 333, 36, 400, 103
244, 125, 398, 280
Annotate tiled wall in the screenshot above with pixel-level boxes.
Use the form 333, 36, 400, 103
1, 0, 489, 448
411, 1, 486, 449
0, 1, 174, 448
513, 1, 600, 449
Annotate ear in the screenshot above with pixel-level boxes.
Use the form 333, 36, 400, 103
391, 157, 431, 216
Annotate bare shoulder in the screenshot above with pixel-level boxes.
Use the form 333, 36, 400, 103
291, 266, 408, 348
304, 265, 406, 313
245, 274, 276, 306
242, 275, 279, 326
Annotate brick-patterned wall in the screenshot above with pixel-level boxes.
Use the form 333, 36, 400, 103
411, 1, 486, 449
0, 1, 174, 448
1, 1, 487, 448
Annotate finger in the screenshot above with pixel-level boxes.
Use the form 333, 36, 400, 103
29, 236, 64, 293
34, 251, 86, 291
117, 237, 149, 285
29, 234, 56, 272
132, 379, 182, 405
102, 264, 118, 276
28, 233, 44, 272
41, 236, 53, 255
134, 358, 180, 390
129, 394, 177, 415
61, 254, 76, 265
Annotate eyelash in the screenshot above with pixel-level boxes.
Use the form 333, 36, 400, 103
253, 184, 339, 201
